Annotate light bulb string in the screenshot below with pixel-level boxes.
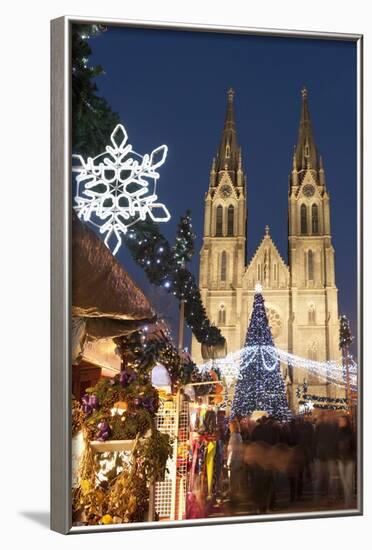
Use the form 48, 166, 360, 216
197, 343, 357, 389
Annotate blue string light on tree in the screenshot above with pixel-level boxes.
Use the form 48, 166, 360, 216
231, 284, 291, 421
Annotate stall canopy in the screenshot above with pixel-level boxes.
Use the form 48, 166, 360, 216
72, 215, 156, 358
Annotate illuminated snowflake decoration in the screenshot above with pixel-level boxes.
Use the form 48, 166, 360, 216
73, 124, 171, 255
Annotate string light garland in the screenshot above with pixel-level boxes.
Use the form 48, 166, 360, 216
198, 345, 357, 388
73, 128, 223, 346
73, 124, 171, 255
121, 212, 224, 347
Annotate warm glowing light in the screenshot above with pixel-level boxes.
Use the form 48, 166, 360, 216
151, 364, 172, 394
197, 344, 357, 389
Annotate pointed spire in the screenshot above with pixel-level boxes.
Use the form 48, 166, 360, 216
295, 86, 319, 175
292, 147, 297, 171
215, 88, 240, 180
209, 157, 216, 187
224, 87, 235, 132
319, 155, 326, 186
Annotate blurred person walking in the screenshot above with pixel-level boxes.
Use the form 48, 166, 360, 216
337, 415, 356, 508
313, 413, 338, 502
227, 419, 244, 506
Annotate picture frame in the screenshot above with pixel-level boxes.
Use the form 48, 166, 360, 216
51, 16, 363, 534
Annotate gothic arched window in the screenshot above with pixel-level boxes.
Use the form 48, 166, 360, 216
221, 251, 227, 281
273, 263, 278, 282
216, 205, 223, 236
225, 144, 230, 158
308, 250, 314, 281
227, 205, 234, 236
312, 203, 319, 234
301, 204, 308, 235
257, 264, 262, 281
218, 305, 226, 325
308, 303, 316, 324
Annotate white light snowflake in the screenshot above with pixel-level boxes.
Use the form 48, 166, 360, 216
72, 124, 171, 255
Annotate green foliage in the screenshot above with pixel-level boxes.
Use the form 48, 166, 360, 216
115, 331, 197, 386
339, 314, 353, 349
172, 210, 196, 266
123, 220, 224, 346
71, 24, 120, 156
71, 25, 223, 347
110, 410, 154, 440
139, 431, 173, 482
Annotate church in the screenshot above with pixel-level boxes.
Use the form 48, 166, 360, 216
191, 87, 343, 409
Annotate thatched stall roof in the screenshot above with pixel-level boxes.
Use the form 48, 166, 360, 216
72, 215, 155, 343
72, 215, 154, 320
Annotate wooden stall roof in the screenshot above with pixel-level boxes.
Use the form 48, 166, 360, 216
72, 215, 155, 322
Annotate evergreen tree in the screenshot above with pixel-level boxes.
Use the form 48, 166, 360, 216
71, 28, 224, 348
72, 24, 120, 156
339, 315, 353, 350
339, 314, 354, 388
122, 221, 223, 346
231, 285, 290, 420
172, 210, 196, 266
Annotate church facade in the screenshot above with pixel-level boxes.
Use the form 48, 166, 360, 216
191, 88, 342, 409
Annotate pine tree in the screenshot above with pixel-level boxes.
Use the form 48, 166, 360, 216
231, 285, 291, 420
172, 210, 196, 266
339, 314, 354, 390
339, 315, 353, 350
72, 24, 120, 156
71, 28, 223, 348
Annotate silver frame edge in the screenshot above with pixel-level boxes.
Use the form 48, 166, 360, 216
51, 16, 72, 534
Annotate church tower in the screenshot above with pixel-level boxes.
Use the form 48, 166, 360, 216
192, 88, 247, 364
192, 86, 342, 407
288, 87, 340, 396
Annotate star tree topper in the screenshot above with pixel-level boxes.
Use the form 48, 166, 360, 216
73, 124, 171, 255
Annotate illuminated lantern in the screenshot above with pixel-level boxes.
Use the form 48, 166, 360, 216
151, 364, 172, 394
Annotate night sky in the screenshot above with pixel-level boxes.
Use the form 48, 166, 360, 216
85, 25, 357, 354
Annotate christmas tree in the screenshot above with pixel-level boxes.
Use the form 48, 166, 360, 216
172, 210, 196, 266
231, 285, 290, 420
339, 314, 353, 350
72, 24, 120, 156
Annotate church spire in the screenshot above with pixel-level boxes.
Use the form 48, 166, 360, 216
291, 86, 322, 186
214, 88, 241, 184
296, 87, 318, 171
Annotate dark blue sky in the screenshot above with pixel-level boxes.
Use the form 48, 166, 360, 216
85, 25, 357, 352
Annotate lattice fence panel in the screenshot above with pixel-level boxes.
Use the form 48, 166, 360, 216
154, 398, 178, 519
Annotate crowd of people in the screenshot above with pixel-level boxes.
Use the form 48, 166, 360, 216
226, 412, 356, 514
